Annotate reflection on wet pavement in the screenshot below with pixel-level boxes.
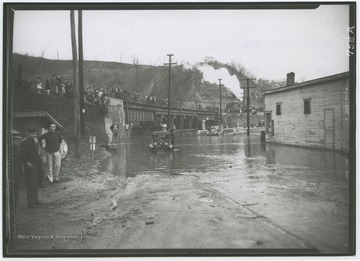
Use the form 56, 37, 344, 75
99, 131, 350, 253
100, 132, 348, 181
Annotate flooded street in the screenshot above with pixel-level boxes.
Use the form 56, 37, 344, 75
14, 132, 350, 253
101, 131, 350, 253
102, 131, 348, 179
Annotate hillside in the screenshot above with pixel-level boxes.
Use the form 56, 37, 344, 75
13, 53, 239, 110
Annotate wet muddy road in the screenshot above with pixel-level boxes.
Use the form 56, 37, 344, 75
99, 132, 350, 253
14, 132, 350, 254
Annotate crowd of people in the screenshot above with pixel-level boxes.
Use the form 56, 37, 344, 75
11, 123, 63, 210
19, 73, 74, 98
83, 86, 171, 116
19, 72, 263, 114
84, 86, 169, 107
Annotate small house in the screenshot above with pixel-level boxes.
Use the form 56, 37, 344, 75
263, 72, 349, 152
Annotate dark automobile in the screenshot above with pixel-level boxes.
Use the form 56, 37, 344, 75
149, 130, 174, 151
206, 126, 223, 136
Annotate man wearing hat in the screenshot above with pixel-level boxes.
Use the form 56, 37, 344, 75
19, 128, 41, 208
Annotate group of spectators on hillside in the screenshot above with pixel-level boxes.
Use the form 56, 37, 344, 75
18, 73, 74, 99
44, 74, 74, 98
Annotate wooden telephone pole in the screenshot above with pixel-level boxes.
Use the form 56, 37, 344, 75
218, 79, 223, 128
6, 7, 15, 250
164, 54, 177, 129
240, 78, 256, 136
70, 10, 80, 157
180, 84, 183, 136
78, 10, 85, 136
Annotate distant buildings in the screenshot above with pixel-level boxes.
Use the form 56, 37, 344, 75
264, 72, 349, 152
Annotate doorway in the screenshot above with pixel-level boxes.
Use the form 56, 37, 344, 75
265, 112, 272, 133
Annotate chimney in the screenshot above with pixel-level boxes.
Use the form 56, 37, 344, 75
286, 72, 295, 86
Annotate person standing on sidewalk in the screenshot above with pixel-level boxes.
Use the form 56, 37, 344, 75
19, 128, 41, 208
39, 123, 62, 184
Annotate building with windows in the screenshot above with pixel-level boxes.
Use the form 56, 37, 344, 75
263, 72, 349, 152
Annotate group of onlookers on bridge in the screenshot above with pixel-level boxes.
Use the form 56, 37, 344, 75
84, 86, 169, 107
83, 86, 171, 116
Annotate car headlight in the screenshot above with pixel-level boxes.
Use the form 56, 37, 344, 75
154, 142, 157, 146
164, 142, 168, 145
149, 144, 154, 148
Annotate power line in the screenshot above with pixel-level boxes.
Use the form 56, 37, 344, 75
41, 12, 63, 58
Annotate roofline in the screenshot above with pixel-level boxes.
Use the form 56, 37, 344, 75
13, 111, 64, 129
264, 71, 349, 95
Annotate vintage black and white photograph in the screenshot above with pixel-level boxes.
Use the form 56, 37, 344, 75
4, 2, 356, 257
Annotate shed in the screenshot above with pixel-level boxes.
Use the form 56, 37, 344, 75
13, 111, 64, 137
263, 72, 349, 152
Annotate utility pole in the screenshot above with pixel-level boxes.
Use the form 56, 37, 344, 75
126, 97, 130, 128
218, 79, 223, 129
78, 10, 85, 136
164, 54, 177, 129
180, 84, 183, 136
70, 10, 80, 157
7, 7, 15, 250
240, 78, 256, 136
124, 82, 130, 129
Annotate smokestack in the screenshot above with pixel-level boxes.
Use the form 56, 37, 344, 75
286, 72, 295, 86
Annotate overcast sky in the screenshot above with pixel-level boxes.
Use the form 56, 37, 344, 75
13, 5, 349, 85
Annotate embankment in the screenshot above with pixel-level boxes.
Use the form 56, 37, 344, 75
13, 89, 108, 145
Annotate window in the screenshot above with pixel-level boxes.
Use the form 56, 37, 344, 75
304, 99, 311, 114
276, 103, 281, 115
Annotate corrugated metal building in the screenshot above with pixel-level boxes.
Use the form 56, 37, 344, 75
263, 72, 349, 152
